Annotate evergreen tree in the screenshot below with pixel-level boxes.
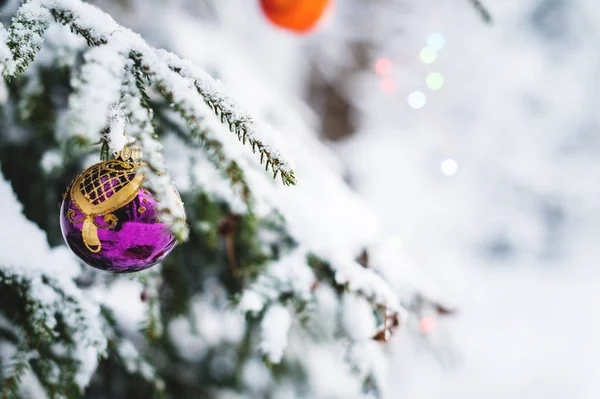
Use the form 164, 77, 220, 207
0, 0, 487, 397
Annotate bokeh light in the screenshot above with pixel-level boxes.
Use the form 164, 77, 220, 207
419, 317, 436, 334
440, 158, 458, 176
419, 47, 437, 64
375, 57, 393, 76
407, 90, 426, 109
426, 72, 444, 90
380, 77, 396, 94
427, 33, 445, 51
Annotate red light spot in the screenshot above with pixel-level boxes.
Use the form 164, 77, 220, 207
375, 57, 393, 76
419, 316, 436, 334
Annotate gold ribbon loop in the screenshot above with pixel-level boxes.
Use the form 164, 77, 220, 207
82, 216, 101, 253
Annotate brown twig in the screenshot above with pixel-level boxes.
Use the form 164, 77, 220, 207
218, 214, 241, 274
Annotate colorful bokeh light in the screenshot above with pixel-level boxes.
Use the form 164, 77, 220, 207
407, 90, 426, 109
440, 159, 458, 176
426, 72, 444, 90
375, 57, 393, 76
427, 33, 445, 51
419, 317, 436, 334
419, 47, 437, 64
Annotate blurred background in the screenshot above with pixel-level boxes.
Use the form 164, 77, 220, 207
4, 0, 600, 397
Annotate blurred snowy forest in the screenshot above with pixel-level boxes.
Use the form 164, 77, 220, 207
1, 0, 600, 398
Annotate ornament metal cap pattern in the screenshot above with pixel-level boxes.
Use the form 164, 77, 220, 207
68, 159, 144, 253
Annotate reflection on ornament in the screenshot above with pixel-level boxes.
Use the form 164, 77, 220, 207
260, 0, 333, 33
60, 153, 183, 273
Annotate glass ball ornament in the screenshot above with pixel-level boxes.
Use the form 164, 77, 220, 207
259, 0, 333, 33
59, 155, 183, 273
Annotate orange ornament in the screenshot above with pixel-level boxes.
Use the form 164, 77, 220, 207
260, 0, 333, 33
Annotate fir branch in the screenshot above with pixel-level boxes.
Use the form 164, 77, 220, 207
2, 0, 296, 238
136, 269, 164, 342
142, 296, 163, 342
468, 0, 493, 24
0, 266, 107, 395
130, 50, 255, 207
1, 349, 29, 399
44, 0, 294, 184
100, 307, 166, 396
2, 0, 297, 186
30, 355, 80, 399
48, 8, 107, 46
15, 70, 44, 121
159, 50, 296, 186
65, 44, 127, 144
307, 253, 402, 314
259, 304, 292, 364
5, 0, 52, 77
119, 59, 189, 240
158, 108, 255, 208
0, 0, 297, 242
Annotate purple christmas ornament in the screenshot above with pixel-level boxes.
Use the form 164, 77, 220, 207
59, 157, 181, 273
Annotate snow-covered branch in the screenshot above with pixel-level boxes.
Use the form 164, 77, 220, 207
129, 49, 255, 208
0, 0, 297, 240
0, 266, 107, 396
159, 49, 296, 186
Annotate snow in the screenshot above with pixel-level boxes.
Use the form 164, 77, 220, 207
0, 266, 107, 390
117, 340, 160, 383
296, 342, 363, 399
0, 77, 8, 104
0, 169, 107, 390
66, 43, 126, 144
329, 253, 402, 313
157, 48, 296, 182
309, 285, 340, 339
0, 167, 79, 278
88, 278, 146, 331
3, 0, 52, 76
20, 367, 50, 399
0, 24, 10, 75
237, 290, 264, 314
241, 357, 272, 394
107, 106, 127, 152
167, 285, 246, 362
238, 248, 315, 317
40, 149, 63, 173
341, 294, 377, 340
259, 304, 292, 364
